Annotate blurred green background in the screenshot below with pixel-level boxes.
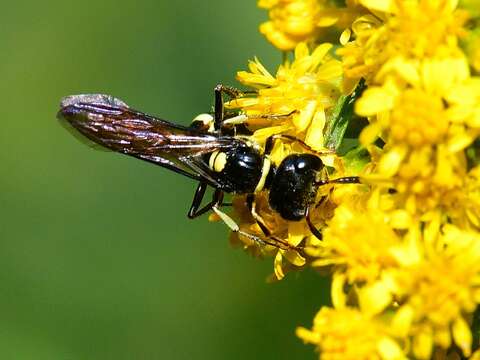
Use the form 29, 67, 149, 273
0, 1, 329, 359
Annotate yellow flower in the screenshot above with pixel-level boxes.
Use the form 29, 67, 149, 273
356, 58, 479, 215
223, 0, 480, 356
297, 275, 406, 360
337, 0, 469, 85
307, 190, 402, 284
387, 224, 480, 358
258, 0, 336, 51
228, 42, 342, 152
297, 307, 406, 360
224, 43, 368, 277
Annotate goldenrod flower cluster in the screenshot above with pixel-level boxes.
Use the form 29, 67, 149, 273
218, 0, 480, 358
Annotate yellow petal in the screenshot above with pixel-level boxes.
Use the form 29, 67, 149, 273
288, 221, 306, 246
296, 327, 320, 344
434, 326, 451, 349
251, 57, 274, 78
358, 281, 392, 315
468, 109, 480, 128
340, 28, 351, 45
423, 211, 441, 246
390, 210, 411, 229
310, 43, 332, 63
304, 110, 326, 150
391, 305, 414, 337
355, 87, 395, 116
331, 272, 347, 309
452, 317, 472, 357
360, 123, 381, 145
470, 349, 480, 360
316, 59, 343, 80
413, 328, 433, 360
293, 100, 316, 131
294, 42, 310, 59
390, 226, 423, 266
376, 57, 420, 87
378, 145, 408, 177
274, 252, 285, 280
447, 132, 474, 152
360, 0, 397, 13
377, 336, 406, 360
259, 22, 298, 51
317, 10, 340, 27
283, 249, 306, 267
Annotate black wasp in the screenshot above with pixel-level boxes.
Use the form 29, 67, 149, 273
58, 86, 360, 252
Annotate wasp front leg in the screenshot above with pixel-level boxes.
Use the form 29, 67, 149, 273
214, 85, 297, 134
214, 84, 245, 131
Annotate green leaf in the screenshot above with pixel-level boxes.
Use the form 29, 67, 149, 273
471, 305, 480, 353
343, 146, 371, 174
324, 79, 366, 151
466, 138, 480, 170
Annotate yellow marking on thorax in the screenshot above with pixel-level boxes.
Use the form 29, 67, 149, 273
209, 151, 227, 172
192, 113, 215, 132
254, 157, 271, 193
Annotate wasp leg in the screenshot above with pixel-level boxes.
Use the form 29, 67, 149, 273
245, 194, 301, 251
188, 182, 224, 219
305, 207, 323, 241
264, 134, 335, 156
212, 204, 297, 251
220, 110, 296, 127
214, 84, 245, 131
214, 84, 296, 132
186, 184, 283, 249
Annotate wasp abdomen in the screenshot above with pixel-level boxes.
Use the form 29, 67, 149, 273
268, 154, 323, 221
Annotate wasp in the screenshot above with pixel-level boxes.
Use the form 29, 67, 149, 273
58, 86, 360, 251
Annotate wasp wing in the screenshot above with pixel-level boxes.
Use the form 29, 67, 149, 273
57, 94, 240, 189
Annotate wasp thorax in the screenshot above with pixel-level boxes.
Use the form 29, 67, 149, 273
210, 145, 264, 194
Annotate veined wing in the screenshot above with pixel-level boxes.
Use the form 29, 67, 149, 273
57, 94, 242, 188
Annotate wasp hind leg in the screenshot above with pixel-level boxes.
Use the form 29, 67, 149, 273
188, 183, 290, 250
245, 194, 302, 252
187, 182, 230, 219
211, 204, 291, 250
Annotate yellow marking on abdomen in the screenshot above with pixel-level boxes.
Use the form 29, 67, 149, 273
209, 151, 227, 172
